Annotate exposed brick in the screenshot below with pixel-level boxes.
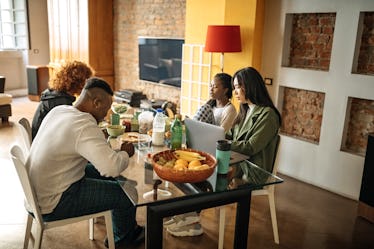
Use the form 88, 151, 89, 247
344, 97, 374, 155
280, 87, 325, 143
113, 0, 186, 106
288, 13, 336, 71
356, 12, 374, 75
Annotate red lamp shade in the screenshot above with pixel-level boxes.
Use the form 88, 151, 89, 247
204, 25, 242, 53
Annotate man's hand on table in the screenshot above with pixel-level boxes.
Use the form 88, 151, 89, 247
120, 141, 135, 157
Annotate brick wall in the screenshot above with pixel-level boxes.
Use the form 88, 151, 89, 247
356, 12, 374, 75
288, 13, 336, 71
113, 0, 186, 106
343, 97, 374, 155
280, 87, 325, 143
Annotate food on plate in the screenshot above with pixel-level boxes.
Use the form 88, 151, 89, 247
112, 104, 127, 114
120, 132, 140, 143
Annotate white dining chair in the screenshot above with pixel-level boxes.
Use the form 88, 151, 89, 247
10, 145, 115, 249
218, 135, 281, 248
17, 118, 32, 154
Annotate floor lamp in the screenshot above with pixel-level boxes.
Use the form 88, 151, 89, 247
204, 25, 242, 72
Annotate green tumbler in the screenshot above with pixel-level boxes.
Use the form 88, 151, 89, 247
216, 140, 231, 174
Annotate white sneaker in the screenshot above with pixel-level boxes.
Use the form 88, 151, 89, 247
163, 212, 200, 229
166, 223, 203, 237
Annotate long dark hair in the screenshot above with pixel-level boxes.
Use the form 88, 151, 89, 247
207, 73, 233, 107
232, 67, 281, 125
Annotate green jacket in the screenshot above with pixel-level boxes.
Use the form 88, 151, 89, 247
226, 106, 280, 173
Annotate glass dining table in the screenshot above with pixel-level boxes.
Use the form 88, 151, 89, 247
116, 145, 283, 249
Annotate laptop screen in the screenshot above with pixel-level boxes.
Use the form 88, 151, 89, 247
184, 118, 225, 156
184, 118, 249, 165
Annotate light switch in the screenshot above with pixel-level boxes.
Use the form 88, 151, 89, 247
264, 78, 273, 85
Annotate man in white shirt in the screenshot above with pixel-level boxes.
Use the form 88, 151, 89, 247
27, 77, 143, 248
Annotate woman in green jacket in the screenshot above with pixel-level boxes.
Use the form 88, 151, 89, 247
227, 67, 281, 173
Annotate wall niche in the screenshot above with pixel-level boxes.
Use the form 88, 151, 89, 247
279, 86, 325, 143
352, 12, 374, 75
282, 12, 336, 71
341, 97, 374, 156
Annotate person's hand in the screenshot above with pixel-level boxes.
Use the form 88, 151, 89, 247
120, 141, 135, 157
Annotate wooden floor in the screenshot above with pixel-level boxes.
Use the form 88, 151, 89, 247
0, 97, 373, 249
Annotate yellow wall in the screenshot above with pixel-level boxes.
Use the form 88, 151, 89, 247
182, 0, 264, 114
185, 0, 264, 74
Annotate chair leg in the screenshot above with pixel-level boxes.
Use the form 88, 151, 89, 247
89, 218, 94, 240
268, 192, 279, 244
218, 207, 226, 249
34, 225, 44, 249
104, 212, 115, 249
1, 116, 9, 124
23, 214, 33, 249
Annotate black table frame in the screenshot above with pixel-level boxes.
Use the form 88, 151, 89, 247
145, 187, 253, 249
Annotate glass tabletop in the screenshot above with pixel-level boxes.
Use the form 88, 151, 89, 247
118, 146, 284, 207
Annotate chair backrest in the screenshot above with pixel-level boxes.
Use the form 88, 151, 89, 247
18, 118, 32, 152
10, 145, 44, 226
271, 134, 281, 175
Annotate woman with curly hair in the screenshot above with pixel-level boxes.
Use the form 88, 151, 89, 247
31, 61, 94, 139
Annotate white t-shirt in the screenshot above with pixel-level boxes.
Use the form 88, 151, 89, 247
27, 105, 129, 214
213, 102, 237, 132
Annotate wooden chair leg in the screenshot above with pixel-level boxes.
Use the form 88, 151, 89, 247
34, 225, 44, 249
89, 218, 94, 240
268, 193, 279, 244
23, 214, 33, 249
218, 207, 226, 249
105, 212, 115, 249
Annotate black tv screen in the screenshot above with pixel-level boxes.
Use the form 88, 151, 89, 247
138, 37, 184, 88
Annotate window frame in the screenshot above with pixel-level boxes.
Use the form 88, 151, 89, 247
0, 0, 30, 50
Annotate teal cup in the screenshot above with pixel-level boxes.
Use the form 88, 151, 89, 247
216, 140, 231, 174
111, 113, 120, 125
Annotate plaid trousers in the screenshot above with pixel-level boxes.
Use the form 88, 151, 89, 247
42, 164, 137, 242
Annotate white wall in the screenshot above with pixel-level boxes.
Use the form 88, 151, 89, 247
27, 0, 50, 66
262, 0, 374, 199
0, 0, 49, 91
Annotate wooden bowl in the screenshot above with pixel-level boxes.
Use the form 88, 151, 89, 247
151, 148, 217, 183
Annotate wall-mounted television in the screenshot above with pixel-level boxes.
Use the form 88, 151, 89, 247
138, 37, 184, 88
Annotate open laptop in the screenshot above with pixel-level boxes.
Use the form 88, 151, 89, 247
184, 118, 248, 165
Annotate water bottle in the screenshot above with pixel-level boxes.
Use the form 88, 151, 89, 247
216, 140, 231, 174
152, 108, 165, 146
170, 114, 182, 149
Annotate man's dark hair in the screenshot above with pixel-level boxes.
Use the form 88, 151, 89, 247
84, 77, 113, 96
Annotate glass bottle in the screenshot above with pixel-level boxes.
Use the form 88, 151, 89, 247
152, 108, 165, 146
170, 114, 182, 149
131, 111, 140, 132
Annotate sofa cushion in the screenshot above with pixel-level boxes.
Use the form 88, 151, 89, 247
0, 93, 12, 105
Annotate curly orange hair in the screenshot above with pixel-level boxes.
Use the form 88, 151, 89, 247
49, 61, 94, 95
